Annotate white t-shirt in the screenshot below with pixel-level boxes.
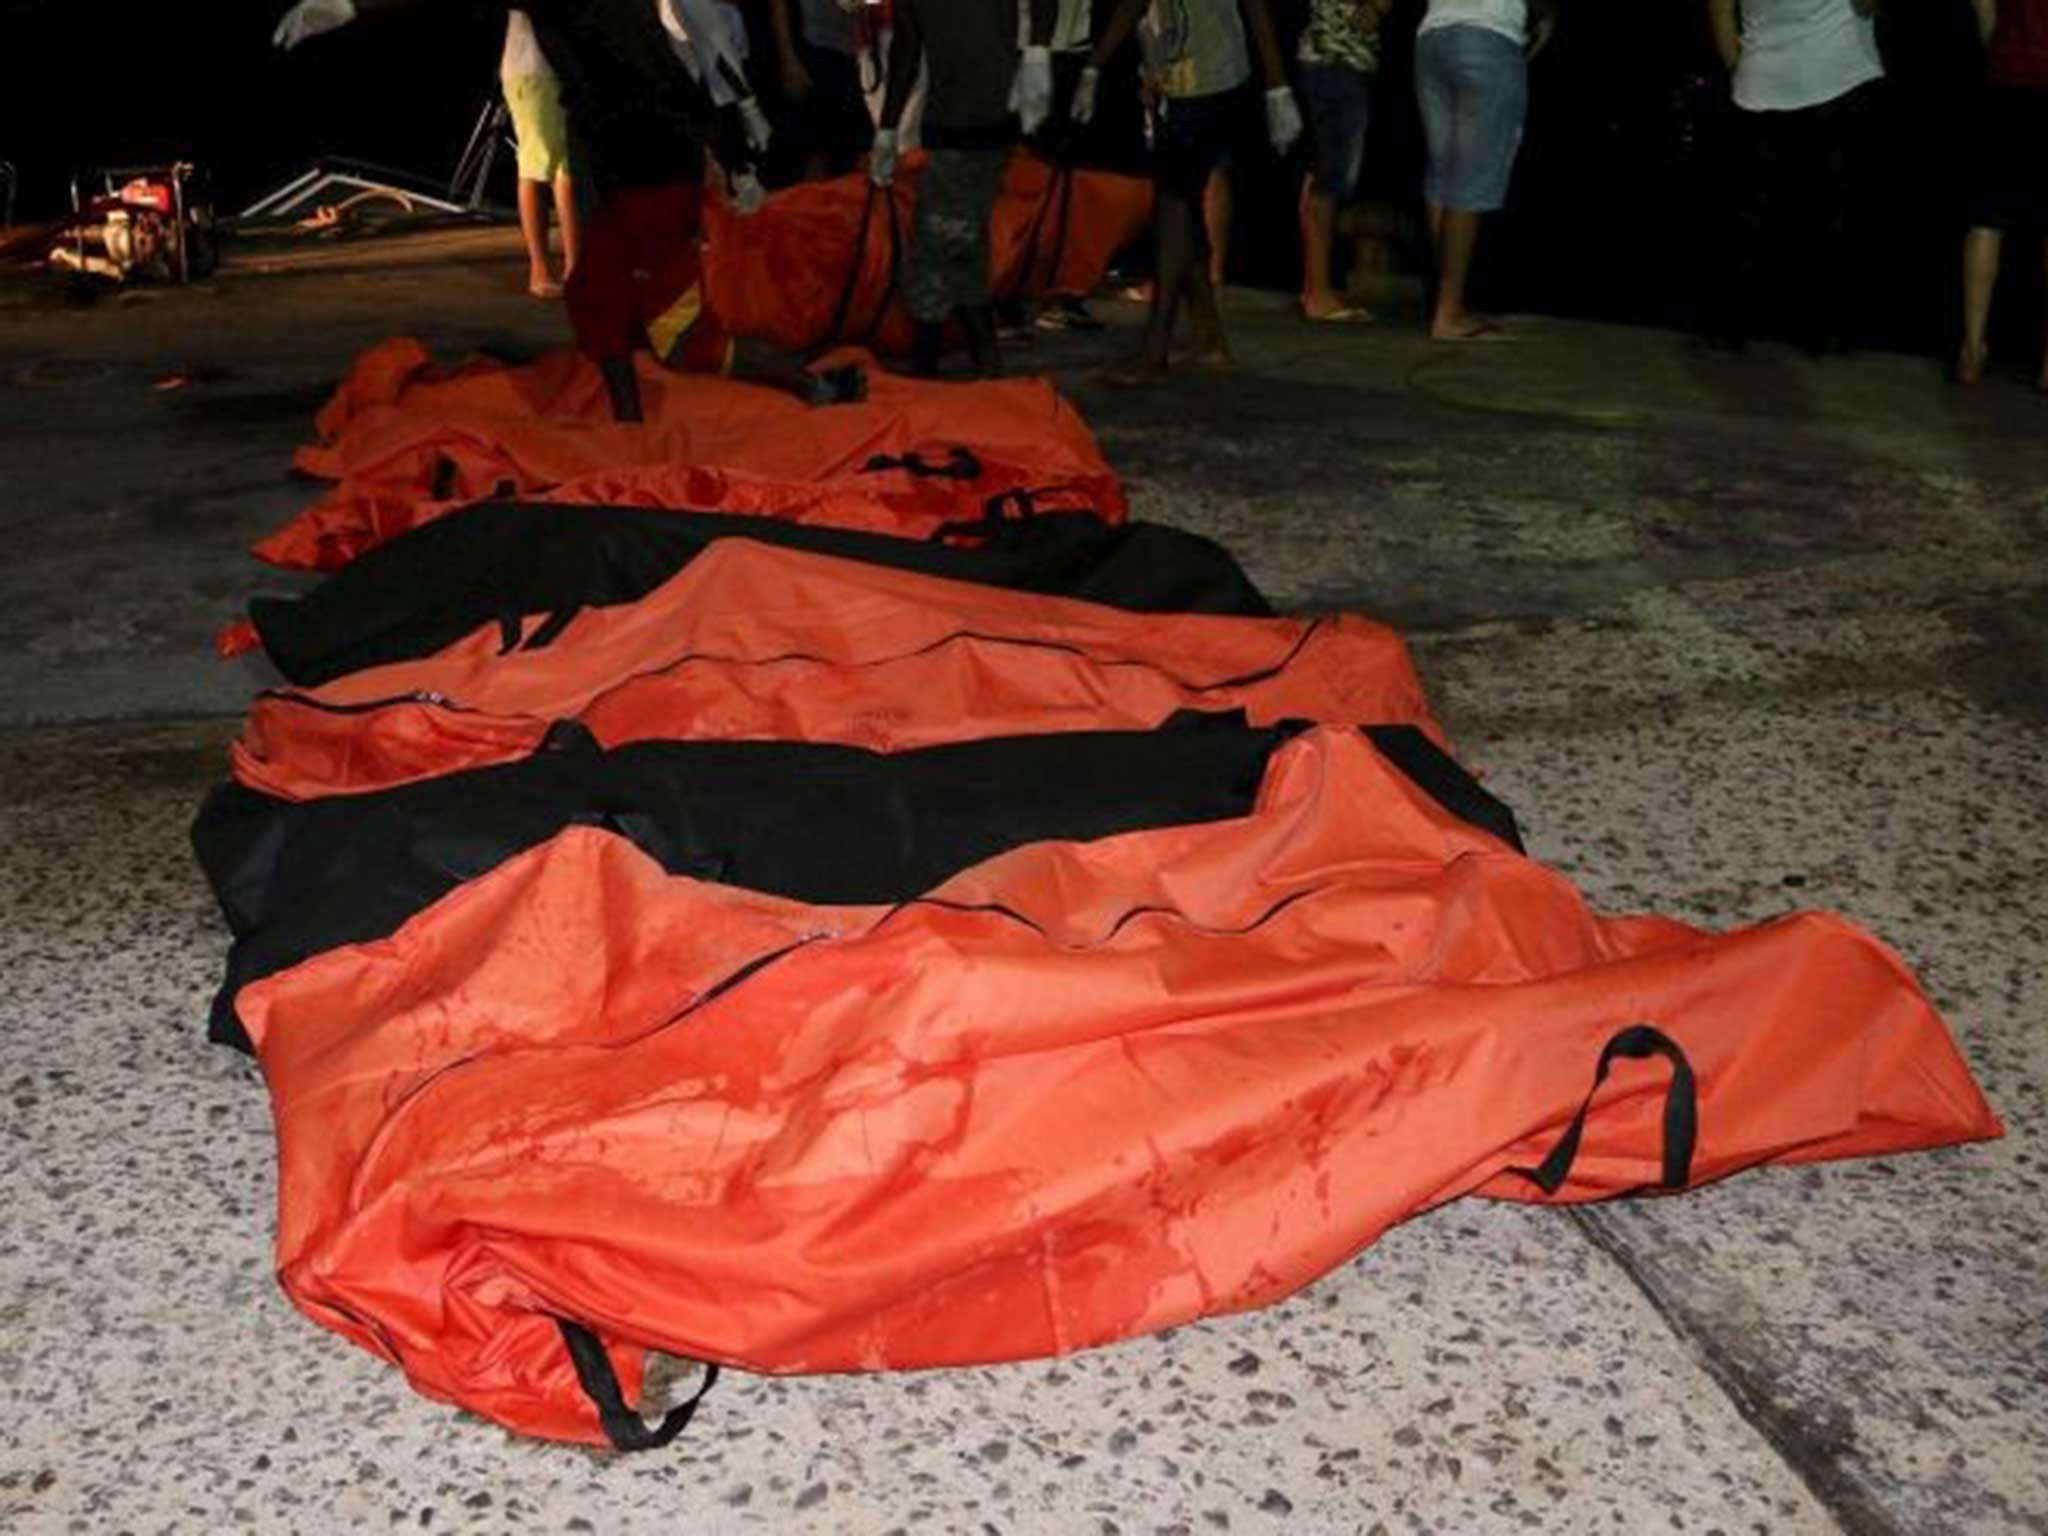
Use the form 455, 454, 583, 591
1417, 0, 1527, 48
500, 10, 555, 84
1734, 0, 1884, 111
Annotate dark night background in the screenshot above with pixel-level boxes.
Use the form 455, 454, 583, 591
1, 0, 2030, 357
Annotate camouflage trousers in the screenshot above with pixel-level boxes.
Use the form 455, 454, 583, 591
903, 147, 1009, 323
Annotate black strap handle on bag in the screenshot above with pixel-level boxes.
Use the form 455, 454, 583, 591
861, 445, 984, 480
813, 179, 905, 354
1510, 1024, 1698, 1196
557, 1319, 722, 1453
1003, 159, 1078, 305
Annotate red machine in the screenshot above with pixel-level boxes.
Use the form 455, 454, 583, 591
50, 163, 215, 284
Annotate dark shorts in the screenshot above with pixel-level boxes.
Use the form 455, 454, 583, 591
1970, 85, 2048, 233
1154, 86, 1253, 207
1301, 60, 1372, 205
905, 147, 1010, 321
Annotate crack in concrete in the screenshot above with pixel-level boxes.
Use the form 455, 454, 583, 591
1570, 1206, 1905, 1536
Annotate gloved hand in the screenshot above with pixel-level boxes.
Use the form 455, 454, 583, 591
272, 0, 356, 50
730, 170, 767, 217
1071, 65, 1101, 125
868, 127, 899, 189
1265, 85, 1304, 156
1009, 45, 1055, 135
737, 96, 774, 156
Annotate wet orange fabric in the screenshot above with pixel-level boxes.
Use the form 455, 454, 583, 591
258, 339, 1125, 571
702, 152, 1153, 355
232, 540, 1435, 800
239, 727, 2001, 1448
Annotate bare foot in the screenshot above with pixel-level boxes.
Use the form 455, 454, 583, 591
1953, 340, 1988, 386
1430, 316, 1512, 342
1303, 297, 1376, 324
528, 276, 564, 300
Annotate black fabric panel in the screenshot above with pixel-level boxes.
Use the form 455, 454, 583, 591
194, 712, 1292, 1052
1361, 726, 1525, 854
250, 506, 1274, 688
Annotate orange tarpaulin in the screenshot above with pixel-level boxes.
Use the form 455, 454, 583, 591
240, 726, 2001, 1448
232, 540, 1435, 800
257, 339, 1126, 571
702, 153, 1154, 356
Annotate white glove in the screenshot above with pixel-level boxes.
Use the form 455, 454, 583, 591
1265, 85, 1304, 156
737, 96, 774, 156
272, 0, 356, 50
868, 128, 899, 189
1009, 45, 1055, 135
1071, 65, 1101, 126
731, 170, 767, 217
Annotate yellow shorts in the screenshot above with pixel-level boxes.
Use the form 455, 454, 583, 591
504, 73, 569, 183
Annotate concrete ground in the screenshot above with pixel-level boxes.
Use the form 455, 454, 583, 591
0, 245, 2042, 1536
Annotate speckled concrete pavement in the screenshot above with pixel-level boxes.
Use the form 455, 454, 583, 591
1, 260, 2041, 1535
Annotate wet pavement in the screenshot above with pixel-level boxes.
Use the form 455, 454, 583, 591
0, 253, 2042, 1535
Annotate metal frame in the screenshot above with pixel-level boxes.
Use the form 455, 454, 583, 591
231, 94, 515, 227
232, 158, 483, 225
447, 97, 514, 212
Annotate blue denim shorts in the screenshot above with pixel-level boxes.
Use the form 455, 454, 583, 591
1414, 24, 1528, 213
1301, 60, 1372, 205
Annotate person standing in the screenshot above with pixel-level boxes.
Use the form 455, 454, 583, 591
1414, 0, 1551, 341
502, 9, 578, 298
1076, 0, 1305, 383
1706, 0, 1885, 352
872, 0, 1055, 378
1955, 0, 2048, 388
1014, 0, 1110, 333
771, 0, 878, 180
1298, 0, 1387, 322
275, 0, 774, 421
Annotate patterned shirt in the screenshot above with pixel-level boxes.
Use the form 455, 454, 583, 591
1300, 0, 1383, 74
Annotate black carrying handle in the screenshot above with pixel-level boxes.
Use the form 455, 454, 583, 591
813, 179, 904, 354
495, 605, 581, 656
1003, 159, 1078, 304
862, 445, 984, 481
1510, 1024, 1697, 1196
558, 1319, 721, 1453
927, 485, 1076, 546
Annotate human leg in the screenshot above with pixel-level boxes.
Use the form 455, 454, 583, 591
1108, 92, 1234, 381
1957, 227, 2002, 384
1205, 165, 1233, 286
517, 180, 557, 295
553, 169, 580, 280
1421, 27, 1526, 339
1300, 61, 1372, 319
1415, 32, 1452, 326
506, 73, 571, 293
903, 148, 1009, 379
